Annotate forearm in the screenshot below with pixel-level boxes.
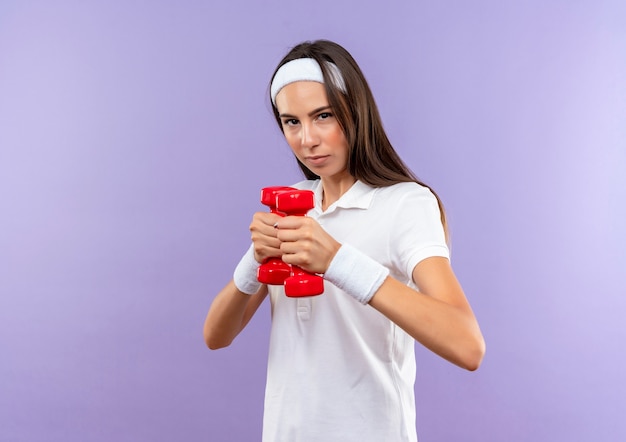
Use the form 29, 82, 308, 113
203, 280, 267, 350
322, 245, 485, 370
369, 277, 485, 370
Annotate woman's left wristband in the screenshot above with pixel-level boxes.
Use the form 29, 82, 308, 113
323, 243, 389, 304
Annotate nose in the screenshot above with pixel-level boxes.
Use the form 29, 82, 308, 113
300, 122, 320, 149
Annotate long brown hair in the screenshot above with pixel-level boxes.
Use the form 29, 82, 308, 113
269, 40, 448, 235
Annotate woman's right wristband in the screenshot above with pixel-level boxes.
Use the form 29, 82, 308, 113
233, 245, 262, 295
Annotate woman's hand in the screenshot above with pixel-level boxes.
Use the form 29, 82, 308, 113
274, 216, 341, 274
249, 212, 283, 263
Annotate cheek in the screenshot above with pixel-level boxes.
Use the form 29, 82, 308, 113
330, 129, 349, 154
284, 133, 302, 154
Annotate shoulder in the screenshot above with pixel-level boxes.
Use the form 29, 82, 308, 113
374, 181, 438, 204
372, 182, 443, 227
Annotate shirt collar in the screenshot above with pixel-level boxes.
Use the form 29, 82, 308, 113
313, 179, 376, 214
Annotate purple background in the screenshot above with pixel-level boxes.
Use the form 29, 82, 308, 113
1, 1, 625, 441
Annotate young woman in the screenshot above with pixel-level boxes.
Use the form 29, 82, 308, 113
204, 40, 485, 442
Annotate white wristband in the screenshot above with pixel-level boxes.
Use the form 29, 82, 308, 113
233, 245, 262, 295
323, 244, 389, 304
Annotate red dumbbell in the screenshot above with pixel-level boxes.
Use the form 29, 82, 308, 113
257, 186, 295, 285
275, 189, 324, 297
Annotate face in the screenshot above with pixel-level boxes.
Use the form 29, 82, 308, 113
275, 81, 351, 182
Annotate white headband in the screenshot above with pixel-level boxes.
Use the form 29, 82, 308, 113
270, 58, 346, 105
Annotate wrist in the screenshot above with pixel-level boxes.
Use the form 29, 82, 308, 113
233, 245, 262, 295
323, 244, 389, 304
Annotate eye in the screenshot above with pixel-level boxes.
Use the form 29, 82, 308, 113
317, 112, 332, 120
282, 118, 299, 127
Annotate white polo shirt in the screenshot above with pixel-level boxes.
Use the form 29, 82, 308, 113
262, 179, 449, 442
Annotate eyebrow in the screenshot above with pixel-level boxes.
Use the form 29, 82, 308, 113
279, 106, 332, 119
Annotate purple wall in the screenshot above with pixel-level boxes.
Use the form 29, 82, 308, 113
1, 1, 624, 440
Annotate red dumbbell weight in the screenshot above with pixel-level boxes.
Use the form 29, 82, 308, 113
257, 186, 295, 285
275, 189, 324, 297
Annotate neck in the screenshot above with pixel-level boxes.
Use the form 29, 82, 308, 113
320, 174, 356, 211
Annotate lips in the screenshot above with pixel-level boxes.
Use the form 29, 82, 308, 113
306, 155, 330, 166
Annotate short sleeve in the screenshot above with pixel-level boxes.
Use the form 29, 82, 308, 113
388, 184, 450, 283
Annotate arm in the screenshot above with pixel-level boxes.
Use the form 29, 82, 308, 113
203, 211, 282, 350
203, 281, 268, 350
368, 257, 485, 371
